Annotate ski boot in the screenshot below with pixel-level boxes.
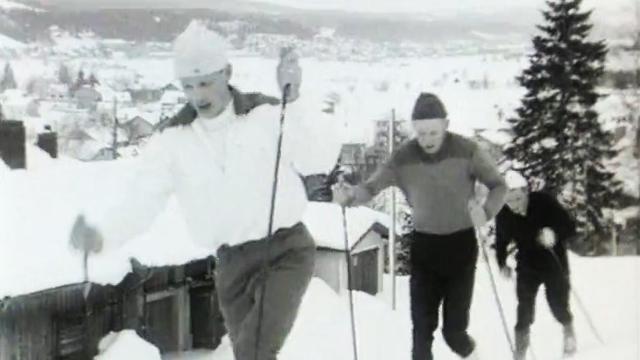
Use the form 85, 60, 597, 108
514, 329, 530, 360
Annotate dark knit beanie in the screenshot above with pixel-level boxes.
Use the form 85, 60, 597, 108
411, 93, 447, 120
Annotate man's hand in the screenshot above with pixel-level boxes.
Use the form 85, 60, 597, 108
468, 199, 489, 228
277, 46, 302, 102
332, 179, 355, 207
69, 215, 104, 254
537, 227, 557, 249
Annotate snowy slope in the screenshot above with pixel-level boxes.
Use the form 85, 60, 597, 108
95, 330, 161, 360
162, 254, 640, 360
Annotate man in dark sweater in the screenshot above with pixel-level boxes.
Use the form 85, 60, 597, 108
334, 93, 507, 360
495, 171, 577, 359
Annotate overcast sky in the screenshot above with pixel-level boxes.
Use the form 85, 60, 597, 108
242, 0, 636, 15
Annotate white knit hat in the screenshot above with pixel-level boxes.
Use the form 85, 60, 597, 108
173, 20, 229, 79
504, 170, 528, 189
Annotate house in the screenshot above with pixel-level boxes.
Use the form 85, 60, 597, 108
0, 89, 34, 120
162, 83, 180, 92
0, 282, 119, 360
128, 88, 163, 104
27, 77, 57, 100
59, 128, 108, 161
74, 86, 102, 110
161, 90, 187, 106
48, 84, 70, 100
339, 143, 367, 179
95, 85, 133, 106
120, 116, 154, 144
0, 257, 224, 359
303, 202, 393, 295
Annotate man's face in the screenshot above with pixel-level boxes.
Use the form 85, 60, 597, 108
277, 52, 302, 99
412, 118, 449, 154
180, 67, 231, 119
505, 187, 528, 215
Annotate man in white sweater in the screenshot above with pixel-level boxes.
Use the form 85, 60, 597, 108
70, 21, 340, 360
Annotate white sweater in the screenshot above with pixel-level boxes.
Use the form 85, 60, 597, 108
93, 99, 341, 251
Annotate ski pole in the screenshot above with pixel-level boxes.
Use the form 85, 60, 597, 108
546, 249, 605, 344
254, 83, 291, 360
341, 205, 360, 360
476, 228, 516, 359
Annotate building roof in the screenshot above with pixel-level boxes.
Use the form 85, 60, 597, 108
302, 202, 391, 251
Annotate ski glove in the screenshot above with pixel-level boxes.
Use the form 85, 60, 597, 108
468, 199, 489, 228
69, 214, 104, 254
537, 227, 557, 249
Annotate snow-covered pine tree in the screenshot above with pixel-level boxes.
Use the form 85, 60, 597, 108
504, 0, 622, 234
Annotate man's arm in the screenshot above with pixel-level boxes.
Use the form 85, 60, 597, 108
346, 157, 397, 206
543, 193, 577, 243
79, 134, 176, 252
470, 145, 507, 220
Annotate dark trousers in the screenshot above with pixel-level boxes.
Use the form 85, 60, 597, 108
410, 228, 478, 360
215, 223, 316, 360
515, 268, 573, 332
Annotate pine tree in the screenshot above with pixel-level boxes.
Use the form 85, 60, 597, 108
88, 73, 100, 87
75, 69, 86, 88
504, 0, 622, 234
58, 63, 72, 85
0, 63, 17, 92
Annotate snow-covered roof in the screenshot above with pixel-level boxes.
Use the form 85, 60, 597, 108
119, 108, 161, 125
1, 88, 28, 101
303, 202, 391, 251
0, 155, 212, 298
161, 90, 186, 104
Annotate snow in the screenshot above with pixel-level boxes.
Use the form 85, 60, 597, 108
0, 150, 387, 297
0, 153, 212, 298
0, 32, 25, 49
95, 330, 161, 360
0, 0, 40, 11
302, 202, 391, 250
164, 254, 640, 360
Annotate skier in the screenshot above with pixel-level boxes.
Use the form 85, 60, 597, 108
333, 92, 507, 360
69, 21, 341, 360
495, 171, 578, 359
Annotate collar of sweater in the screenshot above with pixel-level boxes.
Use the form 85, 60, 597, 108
196, 101, 235, 132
